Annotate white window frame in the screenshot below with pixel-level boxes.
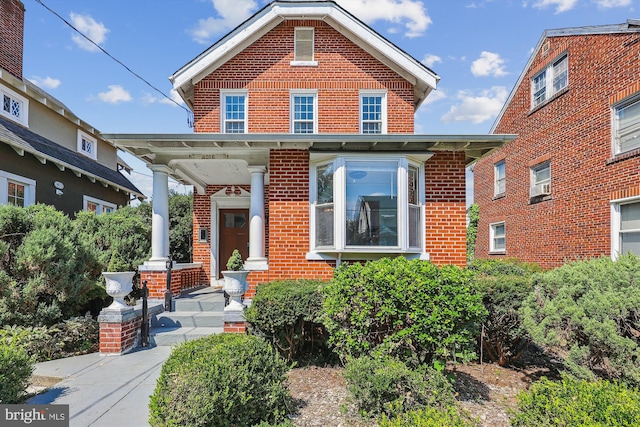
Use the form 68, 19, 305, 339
83, 195, 116, 214
611, 197, 640, 260
0, 170, 36, 207
531, 53, 568, 109
0, 83, 28, 126
220, 90, 248, 134
290, 90, 317, 134
291, 27, 317, 66
489, 221, 506, 253
309, 153, 428, 256
77, 130, 97, 160
530, 161, 551, 197
494, 160, 505, 196
359, 90, 387, 134
612, 94, 640, 155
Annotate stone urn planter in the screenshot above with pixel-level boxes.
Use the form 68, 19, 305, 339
102, 271, 135, 310
222, 249, 249, 311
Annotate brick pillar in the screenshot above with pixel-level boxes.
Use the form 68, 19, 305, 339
98, 303, 163, 355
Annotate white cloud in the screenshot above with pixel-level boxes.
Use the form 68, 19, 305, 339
471, 51, 508, 77
159, 89, 185, 107
69, 13, 109, 52
422, 88, 447, 105
594, 0, 631, 6
422, 54, 442, 68
441, 86, 508, 124
337, 0, 432, 38
97, 85, 132, 104
531, 0, 578, 13
29, 76, 61, 89
189, 0, 257, 44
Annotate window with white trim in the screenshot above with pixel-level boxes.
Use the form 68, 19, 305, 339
494, 160, 505, 196
221, 91, 247, 133
0, 84, 28, 126
292, 27, 316, 65
0, 170, 35, 207
291, 91, 317, 134
490, 221, 506, 253
531, 54, 568, 108
530, 161, 551, 198
360, 91, 387, 134
612, 199, 640, 258
613, 94, 640, 155
311, 155, 425, 253
83, 195, 116, 214
77, 130, 97, 160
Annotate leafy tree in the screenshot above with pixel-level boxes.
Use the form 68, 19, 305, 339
466, 203, 479, 263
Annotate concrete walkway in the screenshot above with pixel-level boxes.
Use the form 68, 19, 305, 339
27, 346, 172, 427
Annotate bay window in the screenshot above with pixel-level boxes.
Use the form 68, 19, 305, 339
311, 155, 425, 254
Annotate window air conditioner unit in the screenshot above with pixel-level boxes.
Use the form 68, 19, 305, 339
530, 183, 551, 197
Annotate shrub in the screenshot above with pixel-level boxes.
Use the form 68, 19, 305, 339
466, 203, 479, 263
245, 279, 330, 363
323, 257, 486, 366
470, 259, 540, 366
379, 407, 479, 427
510, 375, 640, 426
0, 335, 33, 403
149, 334, 292, 427
520, 255, 640, 385
344, 355, 456, 419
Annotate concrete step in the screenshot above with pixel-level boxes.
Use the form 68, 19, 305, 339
172, 287, 226, 312
152, 311, 224, 328
150, 326, 224, 346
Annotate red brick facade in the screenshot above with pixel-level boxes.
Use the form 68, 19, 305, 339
0, 0, 24, 80
474, 29, 640, 269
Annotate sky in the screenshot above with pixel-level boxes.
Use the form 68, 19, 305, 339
20, 0, 639, 202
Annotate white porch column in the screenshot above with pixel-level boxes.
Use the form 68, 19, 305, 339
245, 166, 268, 270
147, 165, 172, 266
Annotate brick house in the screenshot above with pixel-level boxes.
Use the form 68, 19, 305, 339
473, 19, 640, 269
0, 0, 143, 216
108, 0, 513, 294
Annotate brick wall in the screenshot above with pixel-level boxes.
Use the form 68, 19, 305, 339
474, 31, 640, 269
0, 0, 24, 80
99, 317, 140, 354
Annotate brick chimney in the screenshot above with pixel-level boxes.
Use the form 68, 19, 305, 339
0, 0, 25, 80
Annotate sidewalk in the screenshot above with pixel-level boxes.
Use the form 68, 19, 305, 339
27, 346, 172, 427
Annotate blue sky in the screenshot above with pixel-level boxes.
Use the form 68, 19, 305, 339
21, 0, 638, 199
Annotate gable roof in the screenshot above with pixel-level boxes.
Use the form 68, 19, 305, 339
490, 19, 640, 133
0, 116, 143, 197
170, 0, 439, 111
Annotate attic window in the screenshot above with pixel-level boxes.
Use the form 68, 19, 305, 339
292, 27, 317, 66
0, 83, 28, 126
77, 130, 97, 160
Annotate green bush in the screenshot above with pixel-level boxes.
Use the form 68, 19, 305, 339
466, 203, 479, 263
470, 259, 540, 366
343, 355, 456, 419
0, 336, 34, 403
149, 334, 292, 427
521, 255, 640, 385
323, 257, 486, 366
0, 315, 98, 362
245, 279, 330, 362
380, 407, 479, 427
510, 375, 640, 426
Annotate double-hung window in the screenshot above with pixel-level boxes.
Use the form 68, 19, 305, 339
612, 199, 640, 258
1, 84, 28, 126
291, 91, 317, 134
613, 95, 640, 155
0, 170, 35, 207
490, 222, 506, 253
530, 161, 551, 198
221, 91, 247, 134
311, 154, 426, 254
83, 195, 116, 214
360, 91, 386, 134
531, 54, 568, 108
292, 27, 316, 65
494, 160, 505, 196
77, 130, 97, 160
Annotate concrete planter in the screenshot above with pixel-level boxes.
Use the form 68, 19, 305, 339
102, 271, 135, 309
221, 270, 249, 311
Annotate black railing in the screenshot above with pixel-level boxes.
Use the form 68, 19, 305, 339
141, 280, 150, 347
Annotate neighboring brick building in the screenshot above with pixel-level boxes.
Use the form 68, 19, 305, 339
0, 0, 142, 216
108, 1, 512, 290
474, 19, 640, 269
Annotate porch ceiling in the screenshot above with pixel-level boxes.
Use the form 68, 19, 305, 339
103, 133, 516, 189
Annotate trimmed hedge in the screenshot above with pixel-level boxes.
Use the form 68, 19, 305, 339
149, 334, 292, 427
245, 279, 330, 362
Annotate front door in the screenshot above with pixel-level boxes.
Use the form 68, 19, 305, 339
219, 209, 249, 277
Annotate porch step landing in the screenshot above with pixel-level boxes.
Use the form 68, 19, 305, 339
150, 286, 225, 346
